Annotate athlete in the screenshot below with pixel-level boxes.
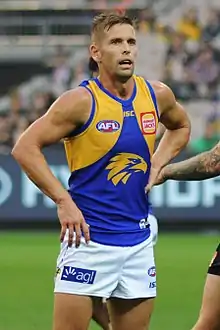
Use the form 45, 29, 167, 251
89, 57, 159, 330
12, 12, 190, 330
89, 56, 159, 248
154, 142, 220, 330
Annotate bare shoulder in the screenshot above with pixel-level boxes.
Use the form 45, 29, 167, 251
12, 86, 94, 149
148, 80, 176, 114
50, 86, 92, 125
147, 80, 190, 130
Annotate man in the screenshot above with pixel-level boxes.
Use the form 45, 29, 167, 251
12, 12, 190, 330
89, 56, 159, 330
154, 142, 220, 330
89, 57, 160, 248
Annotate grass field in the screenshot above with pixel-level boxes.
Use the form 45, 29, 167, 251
0, 232, 219, 330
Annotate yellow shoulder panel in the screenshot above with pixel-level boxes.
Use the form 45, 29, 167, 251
133, 76, 159, 156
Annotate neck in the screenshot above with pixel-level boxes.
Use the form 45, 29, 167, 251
98, 71, 134, 100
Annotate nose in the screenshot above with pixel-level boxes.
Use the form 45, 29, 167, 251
122, 42, 131, 54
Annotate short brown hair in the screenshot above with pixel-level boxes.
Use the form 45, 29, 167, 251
91, 12, 135, 38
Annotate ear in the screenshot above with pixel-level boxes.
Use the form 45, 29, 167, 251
90, 43, 101, 64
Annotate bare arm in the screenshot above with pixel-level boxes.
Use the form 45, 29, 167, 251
163, 142, 220, 181
151, 81, 191, 168
12, 87, 91, 203
146, 82, 191, 191
12, 87, 92, 246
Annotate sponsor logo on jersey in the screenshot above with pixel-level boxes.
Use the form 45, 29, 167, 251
106, 152, 147, 186
148, 266, 156, 277
61, 266, 96, 284
96, 120, 120, 132
140, 112, 156, 134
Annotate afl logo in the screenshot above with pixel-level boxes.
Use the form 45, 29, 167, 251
148, 266, 156, 277
96, 120, 120, 133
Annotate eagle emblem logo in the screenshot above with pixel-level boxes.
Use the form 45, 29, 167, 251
106, 152, 147, 186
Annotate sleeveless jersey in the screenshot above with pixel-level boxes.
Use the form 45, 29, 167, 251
64, 75, 159, 246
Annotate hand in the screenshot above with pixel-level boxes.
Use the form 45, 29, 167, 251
145, 166, 162, 193
145, 167, 168, 192
153, 167, 167, 186
145, 165, 168, 192
57, 198, 90, 248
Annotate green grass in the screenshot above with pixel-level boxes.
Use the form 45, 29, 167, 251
0, 232, 219, 330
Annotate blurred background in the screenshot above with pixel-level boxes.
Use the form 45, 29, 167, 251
0, 1, 219, 330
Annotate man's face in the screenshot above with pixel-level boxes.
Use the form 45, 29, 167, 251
91, 23, 137, 82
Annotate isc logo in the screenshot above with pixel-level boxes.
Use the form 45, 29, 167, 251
149, 281, 156, 289
124, 110, 135, 117
140, 112, 156, 134
96, 120, 120, 133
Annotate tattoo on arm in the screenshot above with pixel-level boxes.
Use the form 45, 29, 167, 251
166, 143, 220, 181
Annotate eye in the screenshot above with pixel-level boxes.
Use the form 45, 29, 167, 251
110, 38, 122, 44
128, 39, 136, 45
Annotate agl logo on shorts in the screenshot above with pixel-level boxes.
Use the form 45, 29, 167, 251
96, 120, 120, 133
140, 112, 156, 134
61, 266, 96, 284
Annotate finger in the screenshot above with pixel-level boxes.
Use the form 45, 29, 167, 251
145, 183, 152, 193
146, 173, 158, 191
82, 221, 90, 244
75, 224, 82, 248
68, 224, 74, 247
60, 224, 67, 242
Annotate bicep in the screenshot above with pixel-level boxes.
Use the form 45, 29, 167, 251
15, 88, 91, 148
20, 106, 76, 148
160, 101, 190, 130
150, 80, 190, 131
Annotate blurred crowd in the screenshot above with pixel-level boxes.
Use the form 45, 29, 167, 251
1, 6, 220, 155
0, 46, 91, 155
140, 6, 220, 153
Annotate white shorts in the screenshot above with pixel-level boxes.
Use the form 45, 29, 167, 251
54, 234, 156, 299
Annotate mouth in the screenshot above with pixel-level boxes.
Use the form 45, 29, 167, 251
119, 59, 133, 69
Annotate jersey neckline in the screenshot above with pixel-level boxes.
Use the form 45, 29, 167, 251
94, 77, 137, 106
